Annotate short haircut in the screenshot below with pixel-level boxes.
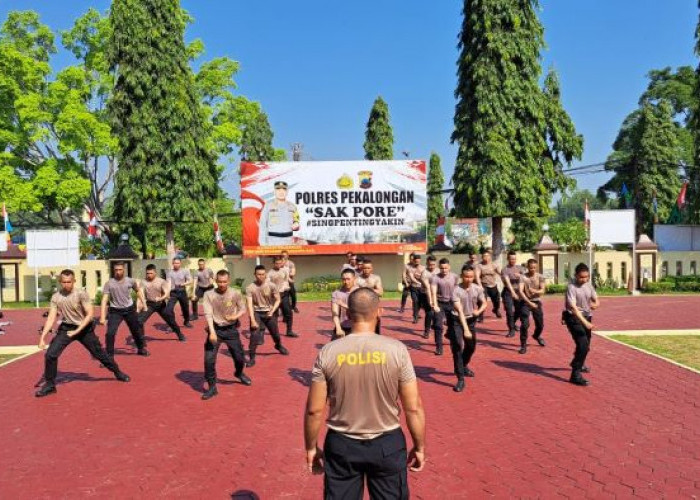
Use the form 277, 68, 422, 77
341, 268, 356, 277
461, 264, 474, 273
356, 256, 365, 263
413, 254, 422, 259
426, 255, 437, 263
438, 258, 450, 265
281, 250, 289, 256
216, 269, 230, 278
172, 257, 181, 263
363, 258, 372, 265
145, 264, 156, 271
346, 251, 354, 257
60, 269, 75, 278
482, 249, 492, 255
273, 255, 284, 261
254, 265, 266, 272
347, 288, 380, 321
409, 253, 415, 259
113, 261, 125, 268
507, 250, 517, 257
575, 263, 589, 275
527, 258, 537, 266
198, 259, 205, 263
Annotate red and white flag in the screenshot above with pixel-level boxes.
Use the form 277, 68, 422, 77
87, 206, 98, 240
214, 213, 224, 254
677, 181, 689, 208
584, 199, 590, 228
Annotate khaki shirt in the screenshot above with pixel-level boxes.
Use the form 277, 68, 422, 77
196, 269, 214, 288
259, 200, 299, 244
51, 289, 91, 325
476, 262, 500, 288
311, 334, 416, 440
142, 277, 169, 302
103, 277, 137, 308
408, 264, 426, 289
502, 265, 522, 288
431, 272, 459, 302
331, 286, 358, 322
167, 269, 192, 288
565, 281, 597, 315
203, 288, 245, 327
268, 267, 291, 293
356, 274, 382, 292
521, 273, 545, 302
246, 281, 280, 312
284, 260, 296, 281
452, 283, 485, 318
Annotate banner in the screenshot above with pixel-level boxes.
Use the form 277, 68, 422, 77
448, 218, 492, 246
241, 160, 427, 256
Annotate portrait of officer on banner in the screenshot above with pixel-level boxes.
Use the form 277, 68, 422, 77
258, 180, 300, 246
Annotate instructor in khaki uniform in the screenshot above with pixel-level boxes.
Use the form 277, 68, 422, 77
259, 181, 300, 246
305, 288, 426, 499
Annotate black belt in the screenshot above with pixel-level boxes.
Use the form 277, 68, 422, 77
109, 305, 135, 312
214, 322, 239, 330
438, 299, 452, 304
268, 231, 293, 237
173, 286, 186, 290
59, 323, 79, 330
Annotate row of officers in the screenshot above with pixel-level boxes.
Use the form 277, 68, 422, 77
35, 253, 302, 400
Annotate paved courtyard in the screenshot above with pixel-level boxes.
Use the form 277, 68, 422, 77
1, 295, 699, 498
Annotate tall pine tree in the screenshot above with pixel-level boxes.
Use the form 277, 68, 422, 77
427, 152, 445, 245
363, 96, 393, 160
108, 0, 218, 256
452, 0, 582, 258
600, 101, 683, 235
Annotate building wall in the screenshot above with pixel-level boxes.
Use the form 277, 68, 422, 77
5, 249, 700, 303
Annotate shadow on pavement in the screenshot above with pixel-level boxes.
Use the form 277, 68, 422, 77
231, 490, 260, 500
288, 367, 312, 387
54, 371, 114, 385
492, 360, 569, 383
413, 365, 455, 388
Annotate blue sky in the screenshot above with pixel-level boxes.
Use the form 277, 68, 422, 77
1, 0, 697, 198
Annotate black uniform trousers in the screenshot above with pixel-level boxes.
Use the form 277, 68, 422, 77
410, 286, 422, 321
416, 290, 432, 335
204, 323, 246, 385
192, 285, 213, 316
564, 312, 592, 373
249, 311, 283, 358
501, 288, 520, 333
323, 428, 409, 500
106, 305, 146, 357
44, 322, 122, 386
167, 287, 190, 324
139, 300, 181, 335
400, 286, 410, 310
519, 300, 544, 345
433, 300, 454, 349
289, 282, 298, 309
484, 285, 500, 314
279, 291, 294, 333
450, 317, 477, 379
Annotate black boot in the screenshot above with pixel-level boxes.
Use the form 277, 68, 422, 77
137, 348, 150, 357
506, 330, 515, 338
275, 344, 289, 355
569, 371, 589, 386
518, 345, 527, 355
114, 371, 130, 382
453, 379, 465, 392
464, 367, 475, 378
35, 384, 57, 397
201, 384, 218, 400
236, 373, 252, 386
246, 356, 256, 368
176, 332, 186, 342
534, 336, 546, 347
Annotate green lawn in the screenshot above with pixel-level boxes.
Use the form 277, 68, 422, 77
609, 335, 700, 371
0, 353, 25, 365
297, 290, 401, 302
1, 301, 50, 310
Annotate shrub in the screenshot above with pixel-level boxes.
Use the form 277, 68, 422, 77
93, 290, 103, 305
546, 283, 567, 294
675, 281, 700, 292
300, 275, 343, 293
643, 282, 675, 294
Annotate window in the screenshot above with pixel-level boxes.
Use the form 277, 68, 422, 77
621, 262, 627, 283
661, 262, 668, 278
691, 261, 697, 275
81, 271, 87, 288
676, 261, 683, 276
606, 262, 613, 280
96, 270, 102, 287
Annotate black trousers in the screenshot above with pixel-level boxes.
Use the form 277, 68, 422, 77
44, 323, 121, 386
139, 300, 181, 335
519, 301, 544, 345
484, 286, 500, 314
204, 324, 246, 384
400, 286, 410, 309
289, 282, 298, 309
249, 311, 282, 358
450, 317, 477, 379
564, 312, 592, 372
433, 300, 454, 349
501, 289, 520, 332
410, 287, 422, 321
417, 291, 432, 334
279, 291, 294, 333
106, 305, 146, 357
323, 428, 409, 500
192, 285, 213, 316
167, 288, 190, 324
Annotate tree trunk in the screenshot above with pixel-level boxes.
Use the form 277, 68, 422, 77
166, 222, 176, 259
491, 216, 505, 261
139, 225, 148, 260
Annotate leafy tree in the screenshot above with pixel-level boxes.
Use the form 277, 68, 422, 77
549, 219, 587, 252
426, 152, 444, 245
363, 96, 393, 160
599, 101, 683, 235
239, 111, 276, 161
451, 0, 582, 259
508, 216, 546, 252
693, 9, 700, 223
551, 188, 612, 223
108, 0, 220, 257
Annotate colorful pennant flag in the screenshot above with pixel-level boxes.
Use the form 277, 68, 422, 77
214, 213, 224, 254
2, 203, 12, 243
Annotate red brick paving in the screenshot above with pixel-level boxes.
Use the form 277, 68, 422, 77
1, 295, 699, 498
